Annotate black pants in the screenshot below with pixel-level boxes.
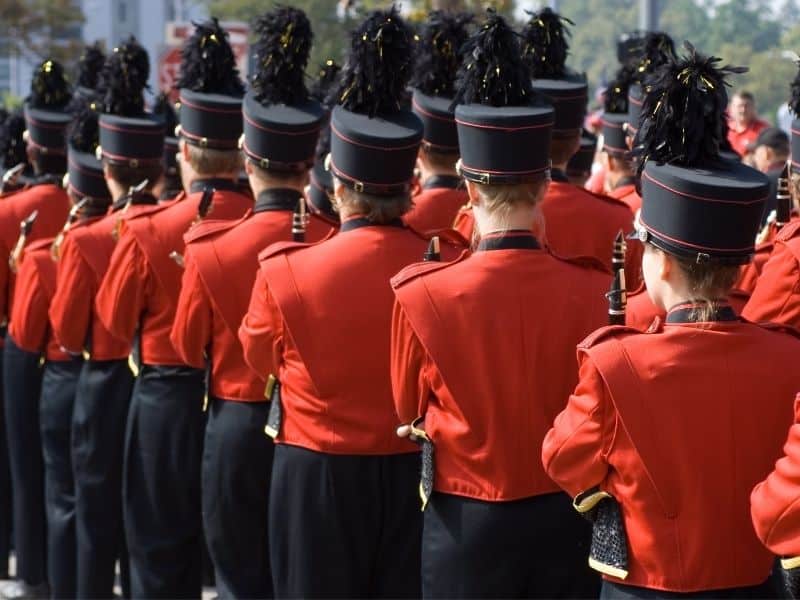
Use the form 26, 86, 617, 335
123, 364, 205, 599
422, 491, 599, 599
270, 445, 422, 599
202, 398, 272, 599
73, 359, 134, 598
3, 336, 46, 585
0, 346, 12, 578
600, 578, 780, 599
40, 356, 82, 599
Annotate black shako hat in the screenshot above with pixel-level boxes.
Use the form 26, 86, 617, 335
453, 10, 553, 185
410, 11, 472, 154
152, 92, 180, 178
24, 60, 73, 156
66, 98, 111, 201
307, 60, 341, 219
627, 83, 644, 135
567, 131, 596, 176
97, 37, 164, 166
243, 7, 324, 172
633, 42, 767, 264
789, 57, 800, 174
602, 67, 634, 156
74, 42, 106, 100
522, 8, 587, 137
328, 7, 422, 196
176, 19, 245, 150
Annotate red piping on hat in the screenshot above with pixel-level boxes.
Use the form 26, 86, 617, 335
25, 116, 68, 130
602, 118, 624, 130
331, 122, 420, 152
629, 95, 643, 107
68, 156, 105, 179
534, 91, 588, 101
27, 140, 66, 155
455, 118, 554, 132
243, 111, 321, 136
101, 148, 161, 163
100, 121, 164, 135
642, 170, 767, 205
329, 158, 411, 189
68, 182, 109, 201
241, 141, 313, 169
460, 162, 549, 175
180, 127, 239, 148
640, 215, 755, 253
179, 95, 242, 115
412, 98, 455, 123
422, 139, 459, 151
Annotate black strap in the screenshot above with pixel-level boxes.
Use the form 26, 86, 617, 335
422, 175, 463, 191
477, 231, 541, 251
111, 192, 159, 212
550, 168, 569, 183
340, 217, 405, 233
254, 188, 303, 213
665, 302, 737, 324
189, 178, 239, 194
613, 176, 637, 190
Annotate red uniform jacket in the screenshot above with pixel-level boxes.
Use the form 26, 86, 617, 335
452, 205, 474, 241
403, 181, 468, 234
391, 232, 610, 501
238, 218, 460, 455
751, 395, 800, 559
742, 220, 800, 326
171, 190, 335, 402
0, 182, 70, 329
608, 182, 642, 214
50, 202, 157, 360
542, 306, 800, 592
96, 183, 251, 365
736, 234, 777, 297
625, 283, 664, 331
8, 237, 69, 361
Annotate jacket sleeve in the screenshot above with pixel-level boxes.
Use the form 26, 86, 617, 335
238, 266, 284, 379
49, 236, 92, 354
742, 241, 800, 327
0, 237, 10, 326
751, 396, 800, 557
390, 299, 433, 425
95, 231, 150, 343
10, 258, 48, 353
542, 352, 615, 497
169, 248, 210, 369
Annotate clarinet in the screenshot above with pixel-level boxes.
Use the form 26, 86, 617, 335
292, 197, 307, 242
112, 178, 149, 242
171, 186, 215, 268
423, 236, 441, 262
51, 199, 88, 262
8, 210, 38, 273
776, 162, 791, 229
607, 230, 627, 326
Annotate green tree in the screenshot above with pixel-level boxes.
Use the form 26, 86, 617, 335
0, 0, 84, 66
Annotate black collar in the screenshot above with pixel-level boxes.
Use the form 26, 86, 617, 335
340, 217, 405, 233
31, 174, 63, 187
81, 200, 111, 218
550, 168, 569, 183
254, 188, 303, 214
613, 176, 637, 190
666, 302, 738, 324
422, 175, 463, 191
477, 231, 541, 252
189, 178, 239, 194
111, 192, 159, 212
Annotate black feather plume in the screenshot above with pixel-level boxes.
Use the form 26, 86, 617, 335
28, 60, 72, 109
334, 6, 414, 117
452, 9, 533, 108
0, 110, 28, 169
152, 92, 179, 136
636, 31, 676, 79
790, 58, 800, 117
251, 6, 313, 105
633, 41, 746, 169
604, 64, 635, 114
100, 36, 150, 116
67, 97, 100, 153
410, 11, 473, 98
176, 18, 244, 96
310, 59, 341, 107
521, 7, 574, 79
77, 42, 106, 91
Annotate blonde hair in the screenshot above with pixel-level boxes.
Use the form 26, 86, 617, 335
471, 178, 547, 246
339, 185, 412, 224
186, 143, 242, 176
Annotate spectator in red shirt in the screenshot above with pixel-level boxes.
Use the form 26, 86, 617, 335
728, 90, 769, 157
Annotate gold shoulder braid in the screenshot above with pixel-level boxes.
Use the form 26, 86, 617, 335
112, 179, 149, 242
170, 186, 215, 268
1, 163, 26, 195
51, 198, 88, 262
8, 210, 39, 273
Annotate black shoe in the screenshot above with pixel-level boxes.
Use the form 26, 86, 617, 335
0, 581, 50, 600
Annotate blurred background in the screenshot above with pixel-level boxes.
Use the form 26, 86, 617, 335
0, 0, 798, 124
